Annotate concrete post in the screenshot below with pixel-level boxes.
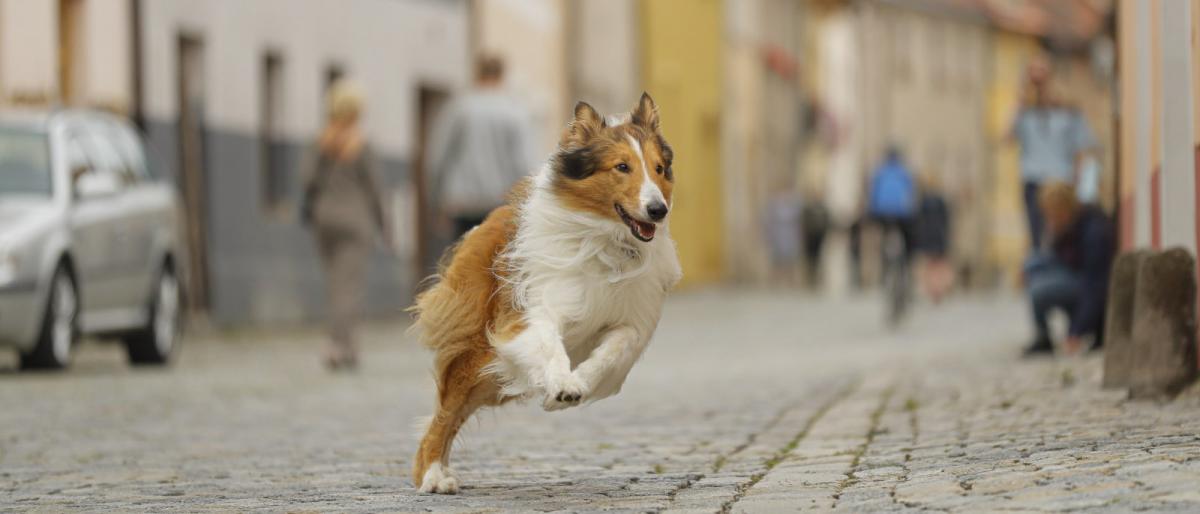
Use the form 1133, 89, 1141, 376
1128, 248, 1198, 399
1102, 250, 1150, 389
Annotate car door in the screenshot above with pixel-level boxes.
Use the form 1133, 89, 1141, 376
64, 123, 127, 322
100, 118, 163, 312
77, 118, 152, 321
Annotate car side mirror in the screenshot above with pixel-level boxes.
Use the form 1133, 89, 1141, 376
74, 170, 121, 199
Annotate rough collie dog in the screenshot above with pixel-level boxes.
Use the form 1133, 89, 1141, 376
410, 93, 682, 494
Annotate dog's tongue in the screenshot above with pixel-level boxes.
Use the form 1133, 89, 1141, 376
635, 220, 656, 240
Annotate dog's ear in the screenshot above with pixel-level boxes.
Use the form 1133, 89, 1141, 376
555, 145, 598, 180
561, 101, 603, 146
631, 92, 659, 132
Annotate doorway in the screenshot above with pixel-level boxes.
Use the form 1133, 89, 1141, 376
176, 35, 209, 312
413, 85, 450, 286
58, 0, 85, 104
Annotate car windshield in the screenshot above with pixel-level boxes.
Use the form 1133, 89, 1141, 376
0, 127, 53, 197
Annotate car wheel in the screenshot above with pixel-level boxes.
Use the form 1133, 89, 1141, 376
125, 265, 181, 365
20, 266, 78, 370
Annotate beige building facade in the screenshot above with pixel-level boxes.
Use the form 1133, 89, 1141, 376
0, 0, 133, 111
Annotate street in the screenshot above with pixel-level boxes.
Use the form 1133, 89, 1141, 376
2, 290, 1199, 512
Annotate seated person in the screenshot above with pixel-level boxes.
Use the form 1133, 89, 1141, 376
1023, 181, 1114, 356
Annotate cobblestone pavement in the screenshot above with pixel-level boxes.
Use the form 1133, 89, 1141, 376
2, 290, 1199, 512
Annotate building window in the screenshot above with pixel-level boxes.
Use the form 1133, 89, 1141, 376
58, 0, 85, 104
261, 51, 287, 215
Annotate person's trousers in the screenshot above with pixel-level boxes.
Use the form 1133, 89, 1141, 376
1023, 181, 1044, 250
316, 227, 370, 357
1026, 256, 1081, 343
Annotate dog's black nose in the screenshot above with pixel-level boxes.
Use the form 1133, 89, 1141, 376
646, 201, 668, 221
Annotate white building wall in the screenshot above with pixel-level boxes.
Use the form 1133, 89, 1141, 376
1160, 0, 1198, 254
819, 10, 861, 295
721, 0, 767, 282
0, 0, 59, 103
0, 0, 130, 110
474, 0, 567, 157
136, 0, 471, 326
568, 0, 638, 115
80, 0, 131, 111
141, 0, 470, 158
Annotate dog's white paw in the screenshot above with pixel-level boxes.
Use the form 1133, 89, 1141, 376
542, 371, 588, 411
418, 462, 460, 494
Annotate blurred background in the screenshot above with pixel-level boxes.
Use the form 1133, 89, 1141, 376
0, 0, 1193, 333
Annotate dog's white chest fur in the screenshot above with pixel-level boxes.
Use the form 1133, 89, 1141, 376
558, 261, 667, 360
490, 187, 681, 404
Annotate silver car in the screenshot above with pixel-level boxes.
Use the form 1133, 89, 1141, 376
0, 109, 184, 370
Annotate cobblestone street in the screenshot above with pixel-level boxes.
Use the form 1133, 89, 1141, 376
2, 290, 1199, 512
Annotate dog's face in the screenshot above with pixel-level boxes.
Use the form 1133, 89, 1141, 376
551, 93, 674, 242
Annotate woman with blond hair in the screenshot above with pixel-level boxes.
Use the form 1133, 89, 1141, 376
301, 79, 388, 370
1021, 181, 1113, 357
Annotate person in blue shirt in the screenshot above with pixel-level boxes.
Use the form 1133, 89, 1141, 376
1023, 181, 1113, 356
1009, 57, 1097, 249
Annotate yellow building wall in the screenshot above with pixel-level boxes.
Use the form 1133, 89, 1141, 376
986, 32, 1042, 285
640, 0, 724, 285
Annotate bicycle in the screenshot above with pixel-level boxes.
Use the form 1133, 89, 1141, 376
881, 222, 912, 326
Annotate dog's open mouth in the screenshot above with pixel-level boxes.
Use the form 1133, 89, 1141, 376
615, 203, 657, 242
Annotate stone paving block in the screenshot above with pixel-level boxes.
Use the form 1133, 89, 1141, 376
892, 478, 962, 505
733, 497, 828, 513
751, 471, 845, 489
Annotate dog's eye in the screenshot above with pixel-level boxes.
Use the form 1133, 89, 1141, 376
615, 163, 630, 173
655, 165, 663, 174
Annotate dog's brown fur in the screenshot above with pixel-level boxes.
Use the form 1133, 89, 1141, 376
409, 190, 525, 485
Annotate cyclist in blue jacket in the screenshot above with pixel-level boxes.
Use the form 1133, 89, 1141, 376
868, 147, 918, 323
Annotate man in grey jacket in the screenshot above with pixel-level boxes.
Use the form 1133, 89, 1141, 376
427, 56, 535, 240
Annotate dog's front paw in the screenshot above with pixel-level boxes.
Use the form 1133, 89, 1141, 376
542, 372, 588, 411
418, 462, 459, 494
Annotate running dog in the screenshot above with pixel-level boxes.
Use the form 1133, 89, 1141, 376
410, 93, 682, 494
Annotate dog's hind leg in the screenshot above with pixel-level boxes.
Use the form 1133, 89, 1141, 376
413, 348, 500, 494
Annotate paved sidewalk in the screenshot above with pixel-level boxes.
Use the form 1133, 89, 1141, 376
1, 290, 1198, 512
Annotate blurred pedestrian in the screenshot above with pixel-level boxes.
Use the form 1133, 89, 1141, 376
914, 171, 953, 304
301, 80, 389, 370
868, 147, 918, 257
867, 146, 918, 323
1009, 56, 1098, 250
800, 188, 830, 289
848, 215, 864, 291
763, 184, 804, 286
1021, 181, 1113, 357
427, 55, 534, 241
